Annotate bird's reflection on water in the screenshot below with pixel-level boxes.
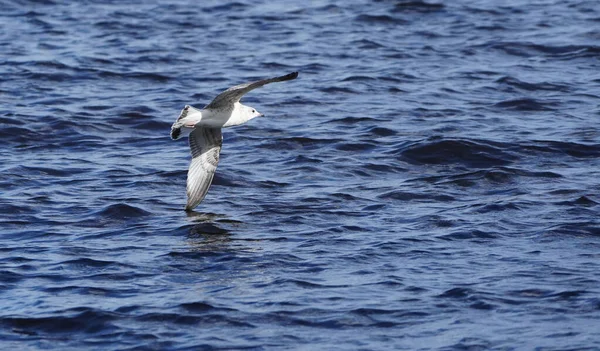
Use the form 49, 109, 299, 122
183, 210, 259, 251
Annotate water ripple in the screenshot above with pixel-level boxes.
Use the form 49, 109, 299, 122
1, 0, 600, 350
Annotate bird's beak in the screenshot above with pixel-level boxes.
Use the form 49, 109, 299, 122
259, 113, 265, 117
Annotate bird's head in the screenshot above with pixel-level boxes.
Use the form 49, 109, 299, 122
244, 105, 264, 120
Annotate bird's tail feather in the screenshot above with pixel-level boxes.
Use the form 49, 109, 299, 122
171, 105, 201, 140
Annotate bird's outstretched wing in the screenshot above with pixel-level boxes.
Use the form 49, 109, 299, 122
204, 72, 298, 110
185, 127, 223, 211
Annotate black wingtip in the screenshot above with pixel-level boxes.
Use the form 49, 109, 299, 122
279, 72, 298, 81
170, 127, 181, 140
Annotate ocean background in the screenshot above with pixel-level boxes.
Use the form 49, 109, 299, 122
1, 0, 600, 350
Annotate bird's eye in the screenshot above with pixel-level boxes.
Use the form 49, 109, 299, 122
252, 109, 256, 113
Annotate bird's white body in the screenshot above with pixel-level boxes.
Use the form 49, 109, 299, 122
170, 71, 298, 211
174, 102, 262, 138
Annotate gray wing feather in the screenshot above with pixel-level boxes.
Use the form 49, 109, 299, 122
185, 127, 223, 211
204, 72, 298, 110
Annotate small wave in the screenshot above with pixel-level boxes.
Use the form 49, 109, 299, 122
2, 307, 117, 334
485, 41, 600, 59
522, 141, 600, 158
95, 204, 152, 219
23, 70, 74, 82
341, 75, 378, 82
556, 196, 599, 207
471, 202, 521, 214
258, 136, 341, 150
349, 39, 386, 50
438, 287, 475, 298
202, 2, 248, 14
547, 222, 600, 237
493, 98, 559, 111
330, 116, 375, 124
319, 86, 360, 94
284, 155, 323, 165
378, 190, 454, 202
136, 312, 254, 327
364, 126, 397, 137
355, 14, 408, 25
179, 302, 235, 313
496, 76, 571, 92
59, 257, 120, 268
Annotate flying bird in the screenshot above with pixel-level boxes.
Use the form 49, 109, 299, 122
171, 71, 299, 211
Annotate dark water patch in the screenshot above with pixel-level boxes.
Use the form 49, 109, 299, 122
2, 308, 117, 335
0, 270, 25, 284
342, 75, 378, 82
0, 126, 43, 144
178, 302, 238, 314
445, 338, 492, 351
400, 139, 516, 167
437, 287, 475, 299
329, 116, 375, 125
0, 203, 36, 215
211, 173, 250, 188
572, 196, 597, 207
362, 204, 387, 211
554, 196, 599, 208
83, 105, 113, 111
472, 202, 521, 213
257, 179, 292, 188
319, 86, 360, 94
43, 285, 138, 297
202, 2, 249, 14
0, 116, 25, 126
391, 1, 445, 13
350, 39, 387, 50
94, 70, 171, 82
378, 190, 455, 202
439, 230, 498, 241
355, 14, 408, 25
58, 258, 122, 269
335, 141, 377, 152
496, 76, 571, 92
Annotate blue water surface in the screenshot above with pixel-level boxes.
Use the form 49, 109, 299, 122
1, 0, 600, 350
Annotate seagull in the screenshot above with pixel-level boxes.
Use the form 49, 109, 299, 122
171, 71, 299, 211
